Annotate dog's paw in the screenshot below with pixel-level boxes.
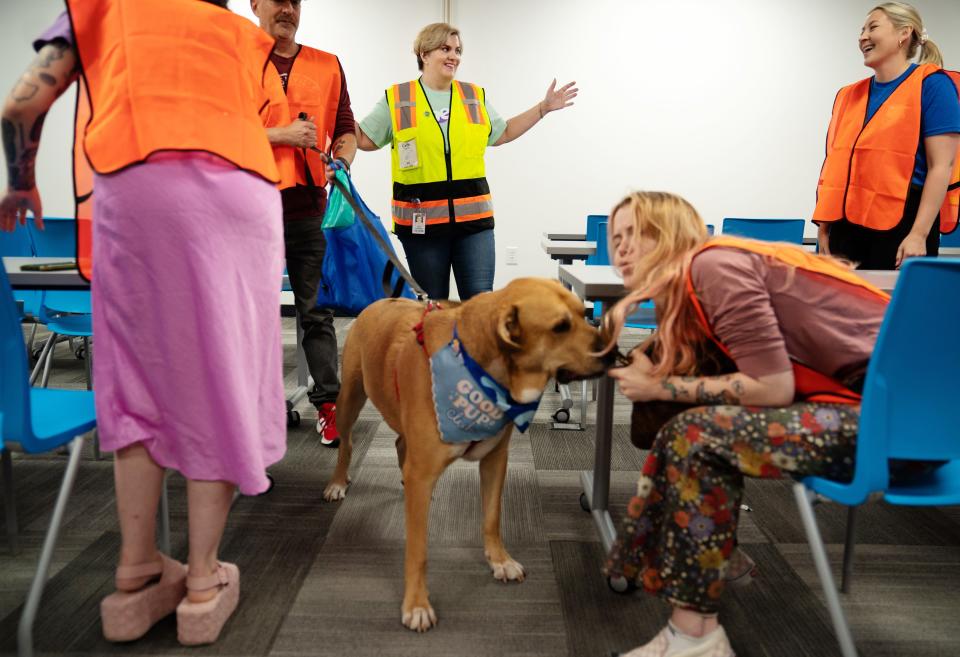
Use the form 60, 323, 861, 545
489, 557, 526, 582
401, 604, 437, 632
323, 481, 348, 502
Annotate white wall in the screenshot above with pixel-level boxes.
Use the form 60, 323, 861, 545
3, 0, 958, 293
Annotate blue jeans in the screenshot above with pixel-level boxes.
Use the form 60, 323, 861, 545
397, 228, 495, 300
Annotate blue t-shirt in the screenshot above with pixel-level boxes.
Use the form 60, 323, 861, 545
866, 63, 960, 186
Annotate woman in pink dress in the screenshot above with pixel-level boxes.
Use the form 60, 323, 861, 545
1, 0, 285, 645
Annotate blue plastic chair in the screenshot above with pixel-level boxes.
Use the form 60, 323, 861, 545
0, 224, 42, 327
722, 217, 805, 244
587, 222, 656, 328
793, 258, 960, 657
25, 218, 94, 390
941, 229, 960, 248
1, 255, 96, 657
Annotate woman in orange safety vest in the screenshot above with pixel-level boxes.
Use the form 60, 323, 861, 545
600, 191, 889, 656
0, 0, 284, 646
813, 2, 960, 270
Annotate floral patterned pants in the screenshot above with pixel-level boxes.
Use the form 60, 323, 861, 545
604, 402, 860, 613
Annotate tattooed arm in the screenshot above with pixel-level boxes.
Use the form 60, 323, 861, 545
1, 41, 79, 231
325, 131, 357, 182
609, 350, 795, 406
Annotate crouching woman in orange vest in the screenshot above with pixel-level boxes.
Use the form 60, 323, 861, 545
601, 192, 888, 657
1, 0, 285, 646
813, 2, 960, 270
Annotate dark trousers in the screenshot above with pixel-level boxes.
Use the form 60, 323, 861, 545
284, 218, 339, 407
828, 185, 941, 270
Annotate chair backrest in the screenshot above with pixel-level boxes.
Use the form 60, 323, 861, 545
0, 224, 41, 317
941, 229, 960, 248
27, 217, 91, 316
721, 218, 805, 244
706, 224, 715, 236
27, 217, 76, 256
586, 221, 610, 266
854, 258, 960, 493
586, 214, 607, 240
0, 260, 31, 444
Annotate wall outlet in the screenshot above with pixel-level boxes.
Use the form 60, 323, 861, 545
505, 246, 519, 265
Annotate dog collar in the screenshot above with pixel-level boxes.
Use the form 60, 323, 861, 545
429, 325, 541, 444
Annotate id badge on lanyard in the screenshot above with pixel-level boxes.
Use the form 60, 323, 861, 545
411, 198, 426, 235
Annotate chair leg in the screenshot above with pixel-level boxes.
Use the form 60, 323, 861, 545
83, 336, 92, 391
158, 471, 171, 555
579, 378, 588, 425
1, 448, 18, 555
841, 506, 857, 594
40, 332, 59, 388
25, 323, 38, 362
793, 482, 859, 657
29, 333, 56, 385
17, 435, 85, 657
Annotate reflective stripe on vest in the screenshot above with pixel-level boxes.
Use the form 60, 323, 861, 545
814, 63, 960, 233
387, 79, 492, 229
685, 236, 890, 405
67, 0, 279, 280
262, 46, 342, 190
393, 81, 417, 131
454, 81, 484, 124
392, 194, 494, 226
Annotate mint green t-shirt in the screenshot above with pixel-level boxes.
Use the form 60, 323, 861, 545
359, 81, 507, 152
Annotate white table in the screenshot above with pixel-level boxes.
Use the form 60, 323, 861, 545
4, 257, 87, 290
540, 239, 596, 264
543, 231, 586, 242
557, 262, 899, 552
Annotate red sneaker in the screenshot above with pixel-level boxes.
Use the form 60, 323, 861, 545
316, 403, 340, 448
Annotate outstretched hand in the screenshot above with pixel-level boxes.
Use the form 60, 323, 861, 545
0, 187, 43, 232
541, 79, 578, 114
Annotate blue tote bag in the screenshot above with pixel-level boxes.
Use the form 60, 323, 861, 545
316, 173, 416, 315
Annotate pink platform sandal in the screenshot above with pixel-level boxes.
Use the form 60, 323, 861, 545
176, 562, 240, 646
100, 553, 188, 642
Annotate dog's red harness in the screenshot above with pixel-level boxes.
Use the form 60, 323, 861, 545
394, 302, 443, 402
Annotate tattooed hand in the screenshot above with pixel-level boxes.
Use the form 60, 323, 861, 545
608, 350, 664, 402
0, 187, 42, 232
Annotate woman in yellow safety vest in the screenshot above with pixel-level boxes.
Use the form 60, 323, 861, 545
813, 2, 960, 270
356, 22, 577, 300
601, 191, 891, 657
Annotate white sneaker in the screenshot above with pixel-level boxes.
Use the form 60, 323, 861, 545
618, 625, 735, 657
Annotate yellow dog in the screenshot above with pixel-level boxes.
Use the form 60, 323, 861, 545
323, 278, 611, 631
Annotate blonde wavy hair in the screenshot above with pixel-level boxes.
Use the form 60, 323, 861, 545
871, 2, 943, 67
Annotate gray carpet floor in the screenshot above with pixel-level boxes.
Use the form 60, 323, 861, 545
1, 318, 959, 656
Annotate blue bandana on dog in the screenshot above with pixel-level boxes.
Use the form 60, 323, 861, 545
430, 326, 541, 444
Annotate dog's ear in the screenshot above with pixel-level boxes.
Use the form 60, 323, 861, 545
497, 304, 522, 349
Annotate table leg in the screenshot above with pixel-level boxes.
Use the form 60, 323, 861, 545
580, 372, 617, 552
